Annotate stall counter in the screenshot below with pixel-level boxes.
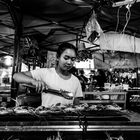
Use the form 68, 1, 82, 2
0, 110, 139, 132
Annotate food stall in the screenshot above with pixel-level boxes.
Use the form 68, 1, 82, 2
0, 0, 140, 140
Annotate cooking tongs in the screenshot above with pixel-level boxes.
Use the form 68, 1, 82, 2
21, 84, 73, 100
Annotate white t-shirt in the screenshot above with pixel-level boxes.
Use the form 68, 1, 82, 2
31, 68, 83, 107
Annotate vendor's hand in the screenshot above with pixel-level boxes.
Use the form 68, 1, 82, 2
73, 97, 83, 105
31, 80, 48, 93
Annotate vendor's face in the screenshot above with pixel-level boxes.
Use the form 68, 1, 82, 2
58, 48, 76, 71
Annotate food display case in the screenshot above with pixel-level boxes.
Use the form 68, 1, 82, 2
126, 89, 140, 112
80, 91, 127, 109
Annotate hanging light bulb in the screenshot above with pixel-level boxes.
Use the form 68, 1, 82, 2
4, 56, 13, 66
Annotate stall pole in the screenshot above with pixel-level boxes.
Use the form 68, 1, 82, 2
8, 1, 23, 106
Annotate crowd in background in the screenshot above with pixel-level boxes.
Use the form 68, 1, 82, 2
70, 67, 106, 91
70, 67, 138, 92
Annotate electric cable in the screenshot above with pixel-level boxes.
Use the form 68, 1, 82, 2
116, 5, 131, 50
122, 5, 131, 34
115, 6, 122, 32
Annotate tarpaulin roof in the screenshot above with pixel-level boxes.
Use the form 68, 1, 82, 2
0, 0, 140, 56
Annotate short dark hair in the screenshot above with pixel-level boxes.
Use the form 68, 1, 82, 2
57, 42, 78, 58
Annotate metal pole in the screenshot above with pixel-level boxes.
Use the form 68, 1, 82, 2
7, 1, 23, 106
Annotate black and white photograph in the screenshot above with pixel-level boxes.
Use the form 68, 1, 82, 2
0, 0, 140, 139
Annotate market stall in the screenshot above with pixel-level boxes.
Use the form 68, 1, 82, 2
0, 0, 140, 140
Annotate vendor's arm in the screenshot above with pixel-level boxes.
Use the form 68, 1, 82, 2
13, 71, 46, 93
13, 71, 34, 85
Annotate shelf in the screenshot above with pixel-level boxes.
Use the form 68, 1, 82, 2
83, 91, 127, 95
0, 125, 140, 131
0, 120, 139, 131
80, 100, 125, 104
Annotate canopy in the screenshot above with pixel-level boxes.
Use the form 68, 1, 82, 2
0, 0, 140, 56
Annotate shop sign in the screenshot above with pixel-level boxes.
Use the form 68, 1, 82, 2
109, 58, 140, 68
46, 51, 57, 68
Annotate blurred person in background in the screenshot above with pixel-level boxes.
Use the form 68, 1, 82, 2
78, 69, 88, 91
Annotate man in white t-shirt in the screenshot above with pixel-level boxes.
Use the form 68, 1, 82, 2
13, 42, 83, 107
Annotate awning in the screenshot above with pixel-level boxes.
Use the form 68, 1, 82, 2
99, 32, 140, 54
